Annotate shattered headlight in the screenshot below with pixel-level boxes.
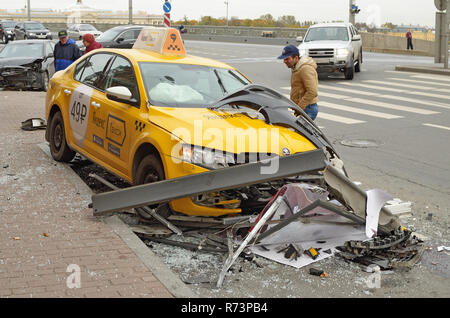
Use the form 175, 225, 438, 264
182, 144, 235, 170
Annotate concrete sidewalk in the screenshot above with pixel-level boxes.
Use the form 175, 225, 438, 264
0, 91, 195, 298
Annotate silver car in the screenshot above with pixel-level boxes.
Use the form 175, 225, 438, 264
297, 23, 362, 80
67, 24, 102, 40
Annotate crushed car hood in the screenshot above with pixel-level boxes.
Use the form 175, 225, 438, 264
149, 106, 316, 155
149, 84, 338, 157
0, 57, 43, 68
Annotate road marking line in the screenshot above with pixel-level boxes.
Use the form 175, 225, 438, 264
407, 90, 450, 100
319, 86, 449, 111
387, 77, 450, 88
411, 74, 450, 83
348, 98, 438, 115
320, 101, 402, 119
364, 80, 441, 91
317, 112, 365, 124
338, 82, 405, 93
380, 95, 450, 110
423, 123, 450, 131
339, 82, 450, 101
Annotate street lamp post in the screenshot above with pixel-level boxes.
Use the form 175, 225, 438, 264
27, 0, 31, 21
224, 1, 229, 26
129, 0, 133, 25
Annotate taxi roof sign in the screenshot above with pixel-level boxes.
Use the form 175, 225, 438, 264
133, 27, 186, 57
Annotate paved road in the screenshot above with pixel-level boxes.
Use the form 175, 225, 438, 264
184, 40, 450, 207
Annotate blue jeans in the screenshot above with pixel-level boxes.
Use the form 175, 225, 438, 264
304, 103, 318, 120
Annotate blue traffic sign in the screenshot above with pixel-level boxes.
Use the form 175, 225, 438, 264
163, 1, 172, 13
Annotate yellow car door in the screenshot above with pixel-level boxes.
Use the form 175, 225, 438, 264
96, 54, 142, 177
69, 52, 115, 161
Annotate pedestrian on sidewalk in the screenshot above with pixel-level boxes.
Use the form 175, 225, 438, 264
277, 44, 319, 121
82, 33, 103, 55
406, 29, 413, 50
54, 30, 82, 72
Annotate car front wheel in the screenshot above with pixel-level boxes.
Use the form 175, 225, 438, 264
344, 59, 354, 80
49, 111, 76, 162
40, 71, 49, 92
134, 154, 171, 217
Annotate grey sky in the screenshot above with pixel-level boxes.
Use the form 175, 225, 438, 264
3, 0, 439, 27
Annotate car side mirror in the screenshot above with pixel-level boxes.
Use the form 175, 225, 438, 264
106, 86, 132, 101
116, 37, 124, 43
296, 36, 303, 43
352, 34, 361, 41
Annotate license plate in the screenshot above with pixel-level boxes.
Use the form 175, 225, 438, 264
38, 35, 47, 38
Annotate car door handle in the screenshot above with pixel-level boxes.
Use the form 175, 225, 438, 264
91, 101, 101, 108
64, 89, 72, 95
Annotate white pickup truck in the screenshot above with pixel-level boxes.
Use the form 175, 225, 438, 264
297, 22, 362, 80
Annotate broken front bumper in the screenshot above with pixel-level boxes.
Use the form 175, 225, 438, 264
0, 67, 42, 89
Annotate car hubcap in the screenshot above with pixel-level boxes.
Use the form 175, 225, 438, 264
144, 171, 159, 183
54, 124, 63, 149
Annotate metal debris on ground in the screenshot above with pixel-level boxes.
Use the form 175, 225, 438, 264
335, 227, 425, 270
21, 118, 46, 131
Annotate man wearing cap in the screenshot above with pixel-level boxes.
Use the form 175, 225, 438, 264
278, 44, 319, 120
53, 30, 82, 72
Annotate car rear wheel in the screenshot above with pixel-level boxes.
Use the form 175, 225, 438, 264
49, 111, 76, 162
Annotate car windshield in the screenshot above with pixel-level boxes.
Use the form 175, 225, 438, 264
139, 62, 250, 107
0, 42, 43, 58
79, 24, 96, 31
96, 28, 121, 42
25, 23, 46, 30
304, 27, 349, 42
1, 21, 16, 28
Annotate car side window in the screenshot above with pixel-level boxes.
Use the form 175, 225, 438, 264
118, 30, 136, 41
76, 53, 113, 89
103, 55, 140, 105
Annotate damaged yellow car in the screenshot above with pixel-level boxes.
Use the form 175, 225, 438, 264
45, 27, 343, 217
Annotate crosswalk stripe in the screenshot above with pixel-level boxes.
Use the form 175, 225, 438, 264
423, 123, 450, 131
411, 75, 450, 83
347, 98, 438, 115
340, 82, 450, 101
319, 91, 353, 100
387, 77, 450, 88
319, 86, 448, 111
407, 90, 450, 100
339, 82, 404, 93
319, 101, 402, 119
380, 95, 450, 110
317, 112, 365, 124
319, 84, 378, 96
364, 80, 440, 91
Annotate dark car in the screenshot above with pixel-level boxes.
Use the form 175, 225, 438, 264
0, 21, 17, 44
76, 25, 144, 52
14, 21, 53, 40
0, 40, 55, 91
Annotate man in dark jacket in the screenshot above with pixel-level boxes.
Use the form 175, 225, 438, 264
54, 30, 82, 72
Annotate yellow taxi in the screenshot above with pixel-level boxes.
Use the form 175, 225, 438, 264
45, 27, 341, 217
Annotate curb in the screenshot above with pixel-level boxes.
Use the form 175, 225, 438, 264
395, 65, 450, 76
37, 142, 197, 298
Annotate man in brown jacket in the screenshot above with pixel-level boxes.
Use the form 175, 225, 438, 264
278, 45, 319, 120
